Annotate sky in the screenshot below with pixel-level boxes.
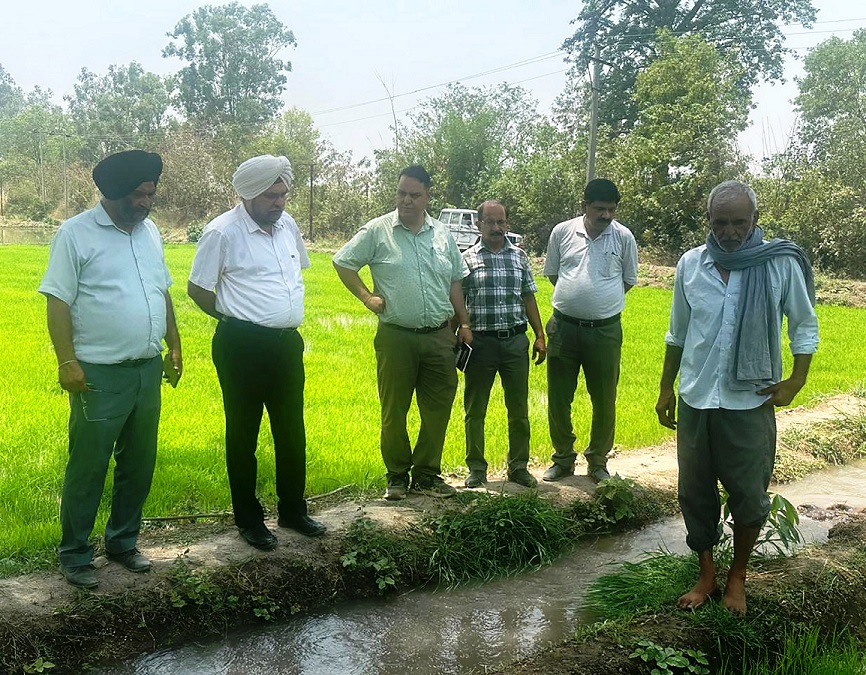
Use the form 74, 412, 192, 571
1, 0, 864, 165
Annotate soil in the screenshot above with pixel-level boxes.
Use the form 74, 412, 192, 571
0, 394, 863, 673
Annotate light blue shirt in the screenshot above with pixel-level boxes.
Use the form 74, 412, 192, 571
39, 203, 172, 364
665, 245, 819, 410
333, 210, 465, 329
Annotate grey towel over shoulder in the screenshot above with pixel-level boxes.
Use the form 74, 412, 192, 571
705, 226, 815, 390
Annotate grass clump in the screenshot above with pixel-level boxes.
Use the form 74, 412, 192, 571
423, 491, 576, 586
721, 625, 866, 675
776, 407, 866, 482
340, 492, 578, 592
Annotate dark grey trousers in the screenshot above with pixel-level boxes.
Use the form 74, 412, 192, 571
546, 314, 621, 470
677, 399, 776, 552
60, 356, 162, 568
463, 332, 531, 474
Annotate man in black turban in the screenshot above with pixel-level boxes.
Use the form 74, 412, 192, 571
39, 149, 181, 589
92, 150, 163, 230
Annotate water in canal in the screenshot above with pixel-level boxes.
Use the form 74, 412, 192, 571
101, 460, 866, 675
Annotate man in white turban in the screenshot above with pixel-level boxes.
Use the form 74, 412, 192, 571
232, 154, 294, 200
188, 154, 326, 551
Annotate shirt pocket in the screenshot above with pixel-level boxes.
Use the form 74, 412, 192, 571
592, 251, 622, 279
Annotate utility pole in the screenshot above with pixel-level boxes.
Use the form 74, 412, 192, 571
587, 45, 601, 183
34, 129, 45, 200
308, 163, 315, 241
61, 129, 69, 219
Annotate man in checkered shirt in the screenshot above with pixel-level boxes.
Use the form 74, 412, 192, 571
461, 199, 547, 489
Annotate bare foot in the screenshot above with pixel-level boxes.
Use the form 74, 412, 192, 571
677, 578, 718, 611
723, 573, 747, 616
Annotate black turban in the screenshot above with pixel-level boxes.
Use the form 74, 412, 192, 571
92, 150, 163, 200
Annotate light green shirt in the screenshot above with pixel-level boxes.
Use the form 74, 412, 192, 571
333, 210, 466, 329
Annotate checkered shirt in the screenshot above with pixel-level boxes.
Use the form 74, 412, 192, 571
462, 240, 537, 331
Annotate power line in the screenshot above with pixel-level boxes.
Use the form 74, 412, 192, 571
310, 51, 565, 116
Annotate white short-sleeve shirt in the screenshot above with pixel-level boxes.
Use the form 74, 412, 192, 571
189, 204, 309, 329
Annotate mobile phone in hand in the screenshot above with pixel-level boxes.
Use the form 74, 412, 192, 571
455, 342, 472, 372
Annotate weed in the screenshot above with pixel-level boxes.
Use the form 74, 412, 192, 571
168, 559, 238, 611
630, 639, 710, 674
339, 518, 414, 593
595, 474, 638, 522
22, 657, 55, 673
251, 595, 280, 621
717, 492, 803, 564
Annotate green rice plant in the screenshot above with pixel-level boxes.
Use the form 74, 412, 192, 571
720, 625, 866, 675
585, 550, 700, 618
1, 244, 865, 566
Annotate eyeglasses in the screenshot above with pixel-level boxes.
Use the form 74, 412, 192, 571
481, 219, 507, 227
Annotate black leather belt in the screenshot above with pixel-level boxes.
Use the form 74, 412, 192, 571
382, 321, 448, 334
221, 316, 298, 336
553, 309, 620, 328
473, 324, 527, 339
117, 357, 157, 367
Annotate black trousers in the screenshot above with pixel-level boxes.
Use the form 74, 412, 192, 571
212, 320, 307, 528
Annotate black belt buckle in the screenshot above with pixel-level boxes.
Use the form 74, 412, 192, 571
496, 328, 511, 339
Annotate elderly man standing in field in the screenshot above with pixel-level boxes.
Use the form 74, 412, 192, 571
656, 180, 819, 616
542, 178, 638, 483
39, 150, 182, 589
332, 165, 472, 500
188, 154, 325, 552
461, 199, 546, 489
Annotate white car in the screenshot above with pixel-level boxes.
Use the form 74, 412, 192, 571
438, 208, 524, 252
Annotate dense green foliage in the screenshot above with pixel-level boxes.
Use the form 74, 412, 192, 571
2, 0, 865, 275
559, 0, 816, 132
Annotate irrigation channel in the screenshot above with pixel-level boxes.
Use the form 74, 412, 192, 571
100, 461, 866, 675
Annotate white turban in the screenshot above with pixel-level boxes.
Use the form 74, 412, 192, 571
232, 155, 293, 199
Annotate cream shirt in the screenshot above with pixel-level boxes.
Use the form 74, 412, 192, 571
543, 216, 638, 320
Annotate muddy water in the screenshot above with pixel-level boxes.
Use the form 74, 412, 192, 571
102, 461, 866, 675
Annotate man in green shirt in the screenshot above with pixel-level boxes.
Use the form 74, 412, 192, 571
333, 165, 472, 500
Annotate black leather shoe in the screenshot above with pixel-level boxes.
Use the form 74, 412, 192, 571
542, 463, 575, 482
508, 468, 538, 488
278, 515, 327, 537
589, 466, 611, 483
464, 470, 487, 488
239, 524, 278, 550
107, 548, 152, 572
60, 563, 98, 589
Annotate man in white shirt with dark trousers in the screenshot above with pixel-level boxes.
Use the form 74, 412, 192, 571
542, 179, 638, 484
188, 154, 325, 551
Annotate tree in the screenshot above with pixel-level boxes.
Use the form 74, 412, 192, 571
560, 0, 816, 133
162, 2, 296, 129
398, 83, 540, 211
64, 63, 169, 163
601, 34, 750, 252
488, 122, 585, 253
0, 64, 25, 118
794, 30, 866, 192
